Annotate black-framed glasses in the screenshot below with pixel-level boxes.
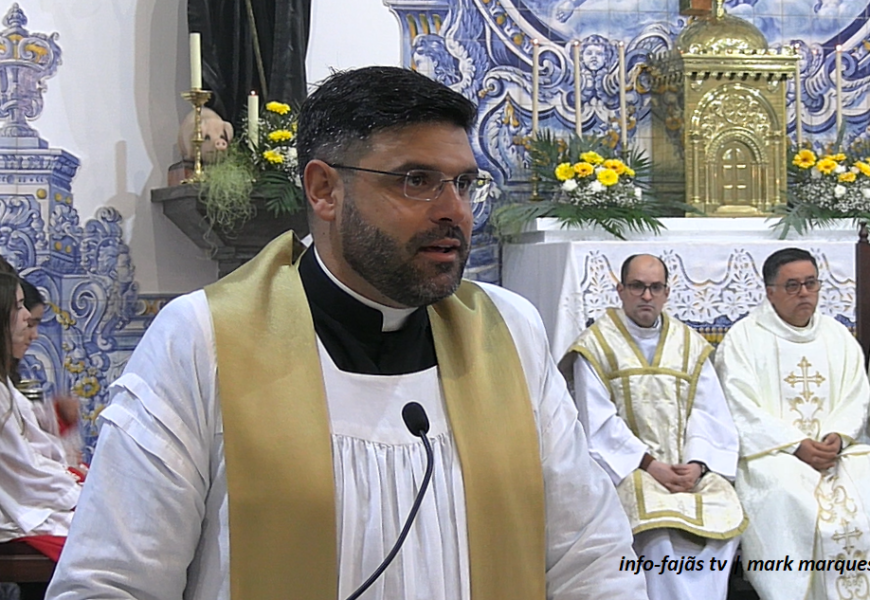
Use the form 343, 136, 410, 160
328, 163, 492, 204
769, 278, 821, 295
625, 281, 668, 297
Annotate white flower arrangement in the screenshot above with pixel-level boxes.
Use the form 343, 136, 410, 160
553, 151, 644, 209
491, 131, 686, 240
774, 147, 870, 236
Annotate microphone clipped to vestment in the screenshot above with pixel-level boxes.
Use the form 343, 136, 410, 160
344, 401, 435, 600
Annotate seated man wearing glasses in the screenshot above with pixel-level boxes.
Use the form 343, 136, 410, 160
715, 247, 870, 600
560, 254, 746, 600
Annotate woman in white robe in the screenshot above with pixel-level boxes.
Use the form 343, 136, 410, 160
0, 272, 79, 545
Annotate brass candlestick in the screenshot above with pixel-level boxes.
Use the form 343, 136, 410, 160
181, 88, 214, 183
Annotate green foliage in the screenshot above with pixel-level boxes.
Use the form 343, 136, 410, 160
200, 144, 256, 232
200, 100, 305, 232
492, 200, 666, 239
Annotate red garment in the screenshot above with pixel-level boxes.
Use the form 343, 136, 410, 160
16, 535, 65, 562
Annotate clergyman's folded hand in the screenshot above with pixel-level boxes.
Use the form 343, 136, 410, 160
647, 460, 698, 493
795, 438, 839, 472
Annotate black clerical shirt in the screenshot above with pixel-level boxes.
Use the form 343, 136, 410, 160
298, 248, 437, 375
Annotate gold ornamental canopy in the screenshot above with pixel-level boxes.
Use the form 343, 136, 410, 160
651, 0, 797, 216
675, 6, 768, 55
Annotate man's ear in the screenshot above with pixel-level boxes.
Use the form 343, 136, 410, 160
304, 160, 341, 222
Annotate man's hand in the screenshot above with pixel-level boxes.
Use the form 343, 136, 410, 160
646, 461, 700, 493
822, 432, 842, 452
795, 438, 839, 472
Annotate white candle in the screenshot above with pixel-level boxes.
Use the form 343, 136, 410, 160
618, 42, 628, 150
189, 32, 202, 90
573, 41, 582, 137
247, 91, 259, 149
531, 39, 540, 137
794, 45, 803, 146
835, 45, 843, 138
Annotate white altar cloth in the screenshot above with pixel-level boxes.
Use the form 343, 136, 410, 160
502, 218, 857, 359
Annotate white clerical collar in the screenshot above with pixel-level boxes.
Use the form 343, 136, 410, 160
622, 311, 662, 341
313, 248, 416, 332
758, 298, 820, 343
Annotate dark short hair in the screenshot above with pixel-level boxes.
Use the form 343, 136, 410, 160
296, 66, 477, 183
20, 279, 43, 311
0, 272, 19, 382
762, 248, 818, 286
621, 254, 669, 286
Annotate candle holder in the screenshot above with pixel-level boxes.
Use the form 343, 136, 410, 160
180, 88, 214, 184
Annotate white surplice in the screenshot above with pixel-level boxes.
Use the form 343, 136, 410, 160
0, 381, 79, 541
565, 312, 742, 600
715, 299, 870, 600
47, 284, 648, 600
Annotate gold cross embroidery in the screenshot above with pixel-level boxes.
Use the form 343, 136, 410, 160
784, 357, 825, 437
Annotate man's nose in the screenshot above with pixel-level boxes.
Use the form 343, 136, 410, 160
429, 181, 471, 224
641, 288, 653, 300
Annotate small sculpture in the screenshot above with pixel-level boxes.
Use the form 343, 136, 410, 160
178, 107, 234, 163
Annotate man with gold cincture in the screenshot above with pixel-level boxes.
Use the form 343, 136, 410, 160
46, 67, 647, 600
715, 247, 870, 600
560, 254, 747, 600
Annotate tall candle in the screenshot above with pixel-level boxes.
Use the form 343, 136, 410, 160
247, 91, 259, 149
618, 42, 628, 150
573, 41, 582, 137
531, 39, 540, 137
189, 32, 202, 90
794, 45, 803, 147
835, 45, 843, 138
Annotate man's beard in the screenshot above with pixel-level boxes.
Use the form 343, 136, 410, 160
340, 196, 470, 307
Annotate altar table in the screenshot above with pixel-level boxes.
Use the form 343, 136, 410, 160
501, 218, 857, 360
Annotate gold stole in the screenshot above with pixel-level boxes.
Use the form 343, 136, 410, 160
205, 232, 545, 599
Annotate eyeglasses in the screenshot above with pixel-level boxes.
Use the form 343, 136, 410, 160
769, 278, 821, 295
328, 163, 492, 204
625, 282, 668, 297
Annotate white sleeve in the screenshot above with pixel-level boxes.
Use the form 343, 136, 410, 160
683, 358, 739, 478
46, 291, 219, 600
478, 284, 648, 600
572, 356, 647, 485
0, 383, 79, 536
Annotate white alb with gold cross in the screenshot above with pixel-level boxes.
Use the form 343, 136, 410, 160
716, 299, 870, 600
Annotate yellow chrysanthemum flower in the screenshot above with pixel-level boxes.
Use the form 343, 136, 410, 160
839, 171, 857, 183
792, 149, 817, 169
603, 158, 626, 175
855, 161, 870, 177
623, 166, 636, 178
597, 168, 619, 186
268, 129, 294, 142
580, 151, 604, 165
265, 101, 291, 115
816, 158, 838, 175
574, 162, 594, 177
263, 149, 284, 164
555, 162, 575, 181
825, 153, 847, 162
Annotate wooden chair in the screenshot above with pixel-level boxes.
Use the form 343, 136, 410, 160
0, 541, 55, 583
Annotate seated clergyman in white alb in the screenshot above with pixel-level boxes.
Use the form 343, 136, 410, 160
715, 247, 870, 600
560, 254, 747, 600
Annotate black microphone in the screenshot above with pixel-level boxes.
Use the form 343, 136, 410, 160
345, 402, 435, 600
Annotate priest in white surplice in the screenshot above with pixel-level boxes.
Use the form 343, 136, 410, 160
715, 247, 870, 600
561, 254, 747, 600
47, 67, 646, 600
